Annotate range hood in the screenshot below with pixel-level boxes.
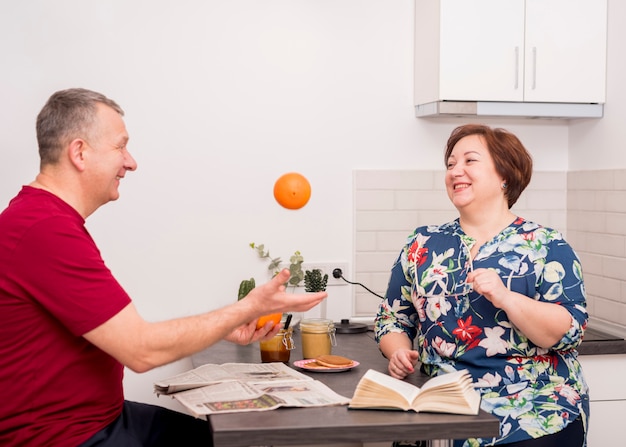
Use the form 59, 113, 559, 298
415, 101, 604, 120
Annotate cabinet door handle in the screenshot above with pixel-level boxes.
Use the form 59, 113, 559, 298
514, 46, 519, 90
532, 47, 537, 90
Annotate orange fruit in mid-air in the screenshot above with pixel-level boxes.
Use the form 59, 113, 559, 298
256, 313, 283, 329
273, 172, 311, 210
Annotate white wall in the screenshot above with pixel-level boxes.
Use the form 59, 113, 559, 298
0, 0, 621, 408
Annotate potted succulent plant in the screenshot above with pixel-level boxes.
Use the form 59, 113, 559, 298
304, 269, 328, 293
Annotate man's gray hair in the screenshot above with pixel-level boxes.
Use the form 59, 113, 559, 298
36, 88, 124, 166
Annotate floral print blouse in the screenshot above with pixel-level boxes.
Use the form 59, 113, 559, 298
375, 217, 589, 446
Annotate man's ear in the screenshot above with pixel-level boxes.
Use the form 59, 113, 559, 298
67, 138, 88, 172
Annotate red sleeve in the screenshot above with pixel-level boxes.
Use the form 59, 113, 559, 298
12, 214, 131, 335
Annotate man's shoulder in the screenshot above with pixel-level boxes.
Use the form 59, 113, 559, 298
1, 186, 81, 225
0, 187, 86, 256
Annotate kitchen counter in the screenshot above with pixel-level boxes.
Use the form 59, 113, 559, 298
578, 327, 626, 355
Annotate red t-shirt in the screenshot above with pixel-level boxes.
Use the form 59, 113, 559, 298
0, 187, 132, 446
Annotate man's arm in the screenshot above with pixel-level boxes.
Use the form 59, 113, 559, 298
83, 269, 327, 372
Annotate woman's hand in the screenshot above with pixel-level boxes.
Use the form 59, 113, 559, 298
467, 268, 509, 308
379, 332, 419, 379
387, 348, 419, 379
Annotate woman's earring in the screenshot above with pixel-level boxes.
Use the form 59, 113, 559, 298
501, 182, 507, 189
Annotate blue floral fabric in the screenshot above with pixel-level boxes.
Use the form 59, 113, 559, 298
375, 217, 589, 446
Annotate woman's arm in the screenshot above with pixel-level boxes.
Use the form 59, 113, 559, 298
378, 331, 419, 379
467, 267, 576, 349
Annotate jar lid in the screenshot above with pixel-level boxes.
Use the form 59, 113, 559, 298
300, 318, 335, 331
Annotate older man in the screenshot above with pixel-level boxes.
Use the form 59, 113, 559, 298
0, 88, 327, 446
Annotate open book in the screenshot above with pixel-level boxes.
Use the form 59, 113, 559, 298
154, 362, 350, 417
349, 369, 481, 415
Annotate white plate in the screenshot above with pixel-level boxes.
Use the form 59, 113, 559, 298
293, 359, 359, 373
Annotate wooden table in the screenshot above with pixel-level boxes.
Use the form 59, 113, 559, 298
191, 329, 499, 447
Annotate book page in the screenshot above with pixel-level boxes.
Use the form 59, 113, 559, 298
413, 370, 480, 415
360, 369, 420, 404
419, 369, 469, 392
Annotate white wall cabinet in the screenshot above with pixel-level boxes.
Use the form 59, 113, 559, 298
414, 0, 608, 117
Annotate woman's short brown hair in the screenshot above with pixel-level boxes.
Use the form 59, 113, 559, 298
444, 124, 533, 209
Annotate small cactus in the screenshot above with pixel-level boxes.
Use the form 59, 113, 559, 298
304, 269, 328, 292
238, 278, 255, 300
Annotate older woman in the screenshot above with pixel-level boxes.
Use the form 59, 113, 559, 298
375, 124, 588, 446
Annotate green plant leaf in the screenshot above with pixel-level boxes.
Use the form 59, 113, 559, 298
248, 243, 305, 288
268, 258, 282, 272
238, 278, 256, 300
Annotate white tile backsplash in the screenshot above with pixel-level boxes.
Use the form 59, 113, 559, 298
568, 170, 626, 336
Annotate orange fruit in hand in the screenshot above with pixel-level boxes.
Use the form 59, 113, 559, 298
256, 313, 283, 329
273, 172, 311, 210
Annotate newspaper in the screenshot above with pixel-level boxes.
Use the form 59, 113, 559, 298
155, 362, 350, 417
